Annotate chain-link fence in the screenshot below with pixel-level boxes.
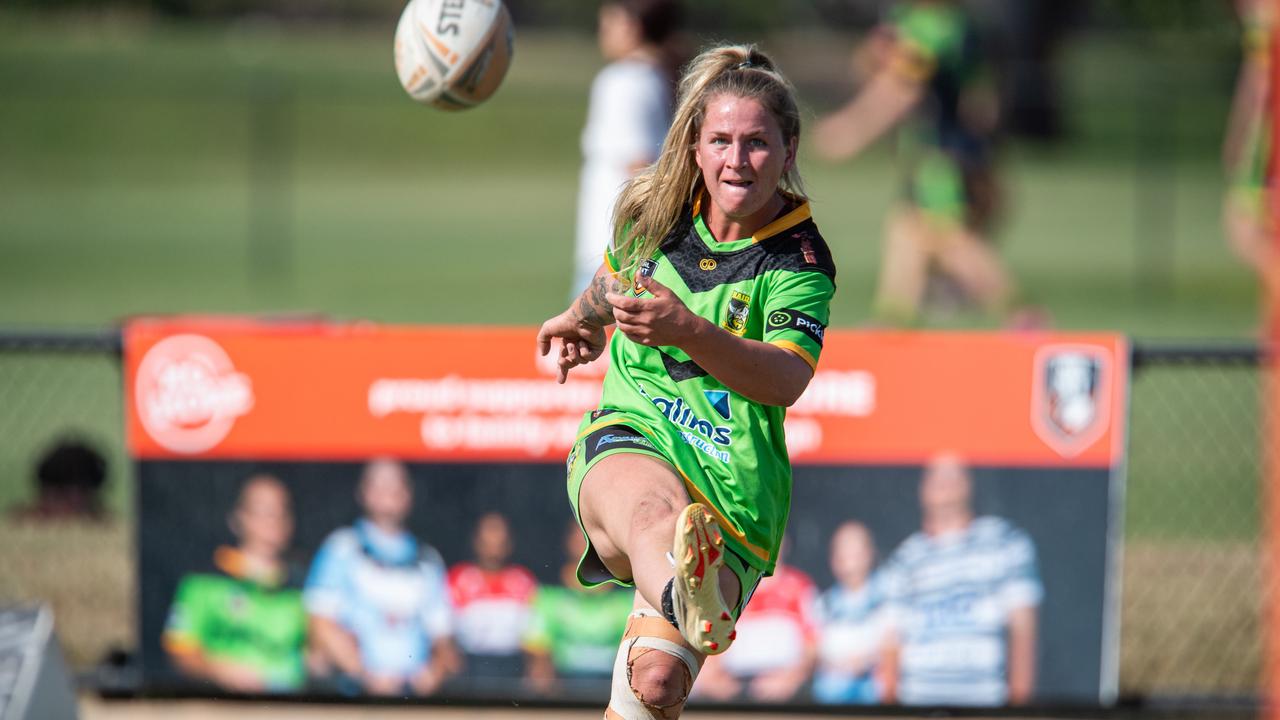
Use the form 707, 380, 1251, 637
0, 331, 127, 516
0, 331, 133, 671
1122, 345, 1265, 703
0, 331, 1270, 706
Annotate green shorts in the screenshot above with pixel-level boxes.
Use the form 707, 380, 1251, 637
906, 149, 968, 224
566, 415, 763, 619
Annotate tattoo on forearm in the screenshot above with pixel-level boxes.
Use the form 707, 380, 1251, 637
572, 274, 618, 326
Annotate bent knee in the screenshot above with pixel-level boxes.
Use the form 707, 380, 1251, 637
629, 651, 692, 711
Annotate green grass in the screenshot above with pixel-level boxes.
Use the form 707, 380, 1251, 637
0, 16, 1260, 333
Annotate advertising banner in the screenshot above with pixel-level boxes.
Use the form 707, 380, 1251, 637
126, 317, 1128, 707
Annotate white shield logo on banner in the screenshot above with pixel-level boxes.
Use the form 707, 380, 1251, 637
1031, 345, 1112, 458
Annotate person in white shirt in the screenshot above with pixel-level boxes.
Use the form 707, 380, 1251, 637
572, 0, 683, 299
880, 454, 1042, 707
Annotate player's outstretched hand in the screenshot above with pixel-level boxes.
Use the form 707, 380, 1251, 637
537, 310, 607, 384
606, 275, 703, 348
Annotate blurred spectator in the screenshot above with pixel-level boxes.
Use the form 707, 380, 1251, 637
813, 0, 1024, 326
880, 454, 1042, 706
523, 522, 632, 695
812, 521, 891, 705
695, 538, 817, 703
1222, 0, 1275, 294
447, 511, 538, 679
163, 474, 307, 693
571, 0, 683, 298
304, 458, 459, 697
9, 438, 108, 521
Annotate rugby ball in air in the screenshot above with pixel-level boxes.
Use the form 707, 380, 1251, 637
394, 0, 515, 111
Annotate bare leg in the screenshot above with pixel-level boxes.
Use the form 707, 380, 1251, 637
1224, 194, 1274, 285
873, 207, 931, 323
933, 224, 1014, 314
579, 453, 741, 614
582, 454, 742, 718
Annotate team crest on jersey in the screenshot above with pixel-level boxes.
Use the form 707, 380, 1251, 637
1031, 345, 1112, 458
722, 291, 751, 336
565, 444, 580, 474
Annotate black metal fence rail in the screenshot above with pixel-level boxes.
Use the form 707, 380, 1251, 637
1131, 342, 1264, 369
0, 328, 123, 355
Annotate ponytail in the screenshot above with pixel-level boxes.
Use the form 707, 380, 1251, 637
610, 43, 806, 285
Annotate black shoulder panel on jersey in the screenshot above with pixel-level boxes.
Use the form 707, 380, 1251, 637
662, 232, 769, 292
660, 214, 837, 293
758, 219, 838, 282
660, 348, 708, 382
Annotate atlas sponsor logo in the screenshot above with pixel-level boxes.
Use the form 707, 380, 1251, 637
650, 395, 731, 446
680, 431, 730, 463
703, 389, 731, 420
594, 433, 652, 452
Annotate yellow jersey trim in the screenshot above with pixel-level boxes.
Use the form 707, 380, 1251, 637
161, 633, 201, 656
693, 192, 813, 245
677, 469, 771, 563
770, 340, 818, 371
752, 202, 812, 243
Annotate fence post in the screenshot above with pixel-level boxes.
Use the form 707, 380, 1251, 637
248, 71, 295, 297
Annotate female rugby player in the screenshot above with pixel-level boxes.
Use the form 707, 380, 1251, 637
538, 43, 837, 719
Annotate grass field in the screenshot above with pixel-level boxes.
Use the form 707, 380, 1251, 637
0, 8, 1266, 703
0, 13, 1258, 335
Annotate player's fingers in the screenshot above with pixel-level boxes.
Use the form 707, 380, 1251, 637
615, 322, 652, 346
606, 292, 643, 311
555, 355, 571, 384
640, 275, 669, 297
536, 326, 552, 356
611, 305, 638, 325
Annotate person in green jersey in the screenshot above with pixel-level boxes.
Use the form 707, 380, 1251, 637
537, 43, 836, 719
524, 522, 633, 695
1223, 0, 1275, 296
813, 0, 1017, 325
163, 474, 308, 693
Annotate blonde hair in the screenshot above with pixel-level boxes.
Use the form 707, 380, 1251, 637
610, 43, 807, 284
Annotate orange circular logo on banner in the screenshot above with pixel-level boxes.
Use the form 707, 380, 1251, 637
134, 334, 255, 454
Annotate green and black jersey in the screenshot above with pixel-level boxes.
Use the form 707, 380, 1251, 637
163, 547, 307, 691
574, 195, 836, 577
885, 1, 992, 221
